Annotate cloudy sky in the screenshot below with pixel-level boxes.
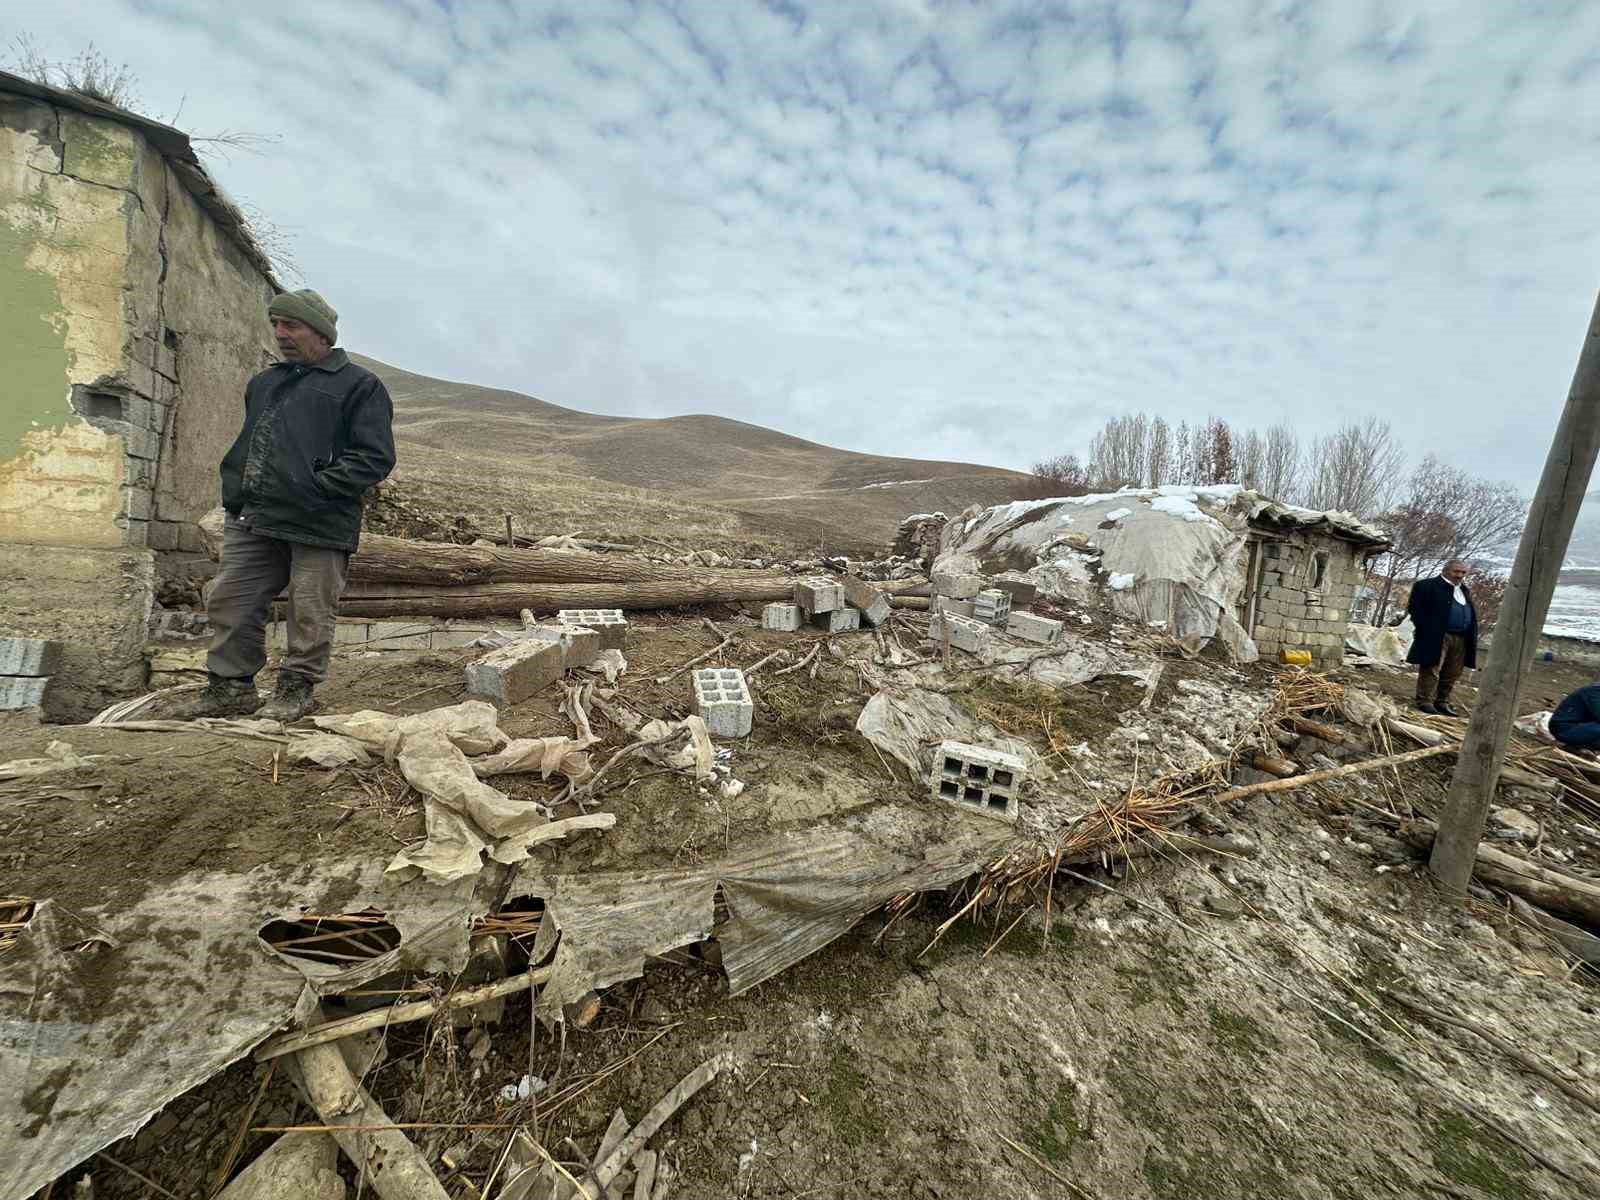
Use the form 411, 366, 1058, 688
15, 1, 1600, 486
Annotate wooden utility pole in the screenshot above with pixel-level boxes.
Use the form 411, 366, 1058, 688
1429, 293, 1600, 894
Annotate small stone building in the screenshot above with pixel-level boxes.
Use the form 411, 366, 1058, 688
1, 70, 280, 718
1240, 507, 1390, 667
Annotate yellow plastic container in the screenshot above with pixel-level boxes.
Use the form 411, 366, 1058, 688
1280, 648, 1313, 666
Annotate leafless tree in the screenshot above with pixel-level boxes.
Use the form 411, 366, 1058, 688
1026, 453, 1090, 498
1304, 418, 1405, 517
1088, 413, 1150, 489
1259, 424, 1302, 501
1205, 417, 1237, 484
1148, 417, 1173, 486
1174, 421, 1194, 484
1236, 429, 1265, 491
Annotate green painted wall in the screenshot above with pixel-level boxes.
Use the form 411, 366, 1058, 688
0, 204, 73, 462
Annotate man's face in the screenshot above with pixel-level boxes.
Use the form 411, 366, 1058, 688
272, 316, 330, 363
1443, 563, 1468, 585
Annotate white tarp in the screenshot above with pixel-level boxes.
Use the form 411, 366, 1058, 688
938, 487, 1260, 660
1345, 620, 1413, 665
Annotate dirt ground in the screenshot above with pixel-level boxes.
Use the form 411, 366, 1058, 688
11, 610, 1600, 1199
1347, 650, 1597, 716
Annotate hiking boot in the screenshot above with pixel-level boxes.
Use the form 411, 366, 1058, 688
1415, 701, 1438, 715
1435, 701, 1461, 718
182, 674, 263, 719
260, 673, 317, 723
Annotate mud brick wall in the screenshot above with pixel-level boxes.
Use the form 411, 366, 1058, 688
1249, 534, 1368, 667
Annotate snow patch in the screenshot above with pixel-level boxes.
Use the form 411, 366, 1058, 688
1109, 572, 1137, 591
1150, 495, 1220, 525
1104, 507, 1132, 522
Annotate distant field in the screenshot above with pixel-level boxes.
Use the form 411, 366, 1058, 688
360, 354, 1032, 557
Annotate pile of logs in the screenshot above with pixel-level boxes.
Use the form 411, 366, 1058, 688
197, 511, 925, 619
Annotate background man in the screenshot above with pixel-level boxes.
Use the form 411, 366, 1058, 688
1549, 683, 1600, 751
1405, 559, 1478, 717
189, 288, 396, 722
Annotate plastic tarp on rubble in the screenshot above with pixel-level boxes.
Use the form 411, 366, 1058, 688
938, 486, 1387, 662
0, 755, 1006, 1197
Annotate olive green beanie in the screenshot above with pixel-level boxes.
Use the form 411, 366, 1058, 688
268, 288, 338, 345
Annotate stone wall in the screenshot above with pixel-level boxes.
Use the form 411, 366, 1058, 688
1, 90, 277, 716
1249, 533, 1369, 667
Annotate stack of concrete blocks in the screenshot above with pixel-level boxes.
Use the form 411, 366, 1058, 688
521, 624, 601, 670
0, 637, 59, 712
972, 588, 1011, 626
557, 609, 628, 651
1006, 611, 1064, 646
1249, 537, 1363, 667
762, 603, 803, 632
795, 576, 863, 634
930, 740, 1025, 822
840, 576, 892, 627
812, 606, 861, 633
692, 667, 753, 737
930, 611, 990, 654
933, 595, 975, 618
465, 638, 566, 707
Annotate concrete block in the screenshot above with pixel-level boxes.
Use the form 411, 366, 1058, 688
557, 608, 628, 650
1005, 611, 1063, 646
931, 612, 990, 654
176, 523, 209, 554
972, 588, 1011, 626
992, 578, 1038, 605
692, 667, 753, 737
521, 624, 601, 669
840, 576, 891, 627
0, 637, 62, 676
930, 740, 1025, 822
123, 426, 160, 460
931, 571, 984, 600
0, 676, 51, 711
465, 639, 565, 706
794, 577, 844, 615
810, 605, 861, 634
762, 602, 803, 632
145, 520, 180, 551
333, 621, 374, 645
933, 596, 975, 618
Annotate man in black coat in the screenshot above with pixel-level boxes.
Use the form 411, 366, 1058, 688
1405, 560, 1477, 717
190, 288, 396, 722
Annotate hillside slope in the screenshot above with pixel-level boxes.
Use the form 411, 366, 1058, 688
355, 354, 1031, 555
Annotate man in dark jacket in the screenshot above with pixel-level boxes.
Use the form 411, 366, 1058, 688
1550, 684, 1600, 750
191, 288, 396, 721
1405, 560, 1477, 717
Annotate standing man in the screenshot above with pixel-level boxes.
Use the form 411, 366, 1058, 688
1405, 559, 1478, 717
189, 288, 395, 722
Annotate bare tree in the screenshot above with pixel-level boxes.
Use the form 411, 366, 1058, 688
1174, 422, 1194, 484
1235, 429, 1265, 491
1260, 424, 1302, 501
1030, 453, 1089, 493
1205, 417, 1237, 484
1148, 417, 1173, 486
1304, 418, 1405, 517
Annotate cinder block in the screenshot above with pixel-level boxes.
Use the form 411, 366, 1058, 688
972, 588, 1012, 626
692, 667, 753, 737
334, 620, 374, 645
930, 740, 1025, 822
992, 578, 1038, 606
145, 520, 180, 551
0, 637, 62, 676
1006, 611, 1063, 646
123, 426, 160, 460
0, 676, 51, 711
931, 571, 984, 600
465, 639, 565, 706
557, 608, 627, 650
522, 624, 602, 668
933, 596, 975, 618
795, 577, 844, 615
762, 603, 802, 632
840, 577, 891, 627
931, 612, 990, 654
811, 606, 861, 634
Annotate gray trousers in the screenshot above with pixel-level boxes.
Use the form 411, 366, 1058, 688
207, 516, 350, 685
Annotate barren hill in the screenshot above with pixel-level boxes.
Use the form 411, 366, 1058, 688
355, 354, 1031, 556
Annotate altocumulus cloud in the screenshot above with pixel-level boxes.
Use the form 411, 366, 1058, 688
19, 0, 1600, 485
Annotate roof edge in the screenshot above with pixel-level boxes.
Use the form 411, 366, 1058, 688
0, 68, 283, 290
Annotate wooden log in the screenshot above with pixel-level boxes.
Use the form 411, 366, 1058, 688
1385, 718, 1562, 794
1251, 754, 1299, 779
256, 966, 553, 1061
1432, 291, 1600, 894
1212, 742, 1460, 803
888, 595, 930, 610
1506, 894, 1600, 968
288, 1039, 450, 1200
1399, 821, 1600, 926
1289, 715, 1346, 744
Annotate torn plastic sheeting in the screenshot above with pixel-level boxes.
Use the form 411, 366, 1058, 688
854, 688, 1033, 777
473, 737, 594, 783
0, 740, 123, 781
0, 861, 478, 1200
514, 802, 1009, 1014
288, 733, 373, 768
1345, 620, 1412, 665
584, 649, 628, 683
636, 715, 715, 780
313, 700, 508, 758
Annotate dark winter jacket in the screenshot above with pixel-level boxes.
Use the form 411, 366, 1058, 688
1551, 684, 1600, 733
220, 349, 396, 551
1405, 575, 1478, 669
